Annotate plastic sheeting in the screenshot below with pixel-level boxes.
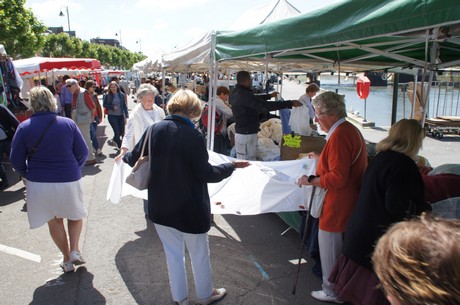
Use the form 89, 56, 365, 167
107, 151, 317, 215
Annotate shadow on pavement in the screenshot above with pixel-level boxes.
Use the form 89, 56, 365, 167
29, 267, 105, 305
115, 219, 176, 305
0, 185, 25, 207
114, 213, 323, 305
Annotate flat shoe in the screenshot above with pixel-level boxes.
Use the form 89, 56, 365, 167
311, 290, 344, 304
60, 261, 75, 273
85, 159, 97, 166
199, 288, 226, 305
175, 298, 189, 305
70, 250, 86, 265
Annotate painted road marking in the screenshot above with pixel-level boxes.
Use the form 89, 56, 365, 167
0, 243, 41, 263
250, 255, 269, 280
288, 258, 307, 265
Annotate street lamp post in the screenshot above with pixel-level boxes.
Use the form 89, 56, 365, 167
136, 39, 142, 53
115, 30, 122, 48
58, 6, 71, 34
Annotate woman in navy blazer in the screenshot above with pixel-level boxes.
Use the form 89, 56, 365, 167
124, 89, 249, 305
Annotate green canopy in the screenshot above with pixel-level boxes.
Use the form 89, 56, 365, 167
216, 0, 460, 71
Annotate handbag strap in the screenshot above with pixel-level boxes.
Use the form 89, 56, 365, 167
140, 122, 158, 162
27, 117, 56, 160
350, 132, 365, 166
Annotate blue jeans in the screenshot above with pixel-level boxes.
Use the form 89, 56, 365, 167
279, 108, 292, 134
107, 115, 125, 148
0, 139, 11, 184
90, 117, 100, 151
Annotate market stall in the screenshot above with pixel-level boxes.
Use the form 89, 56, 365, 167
13, 56, 102, 100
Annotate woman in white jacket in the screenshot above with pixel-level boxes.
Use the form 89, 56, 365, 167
115, 83, 165, 216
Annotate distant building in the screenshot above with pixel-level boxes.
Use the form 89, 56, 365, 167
47, 26, 76, 37
90, 38, 121, 48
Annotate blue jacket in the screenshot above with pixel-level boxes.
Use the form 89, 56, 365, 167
103, 92, 128, 118
10, 112, 88, 182
124, 115, 234, 234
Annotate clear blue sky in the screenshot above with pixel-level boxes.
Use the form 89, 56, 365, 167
25, 0, 342, 58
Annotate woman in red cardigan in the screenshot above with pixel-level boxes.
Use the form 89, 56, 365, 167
298, 91, 368, 303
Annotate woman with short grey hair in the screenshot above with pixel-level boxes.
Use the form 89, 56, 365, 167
11, 86, 89, 273
298, 91, 368, 303
312, 91, 347, 119
115, 83, 165, 216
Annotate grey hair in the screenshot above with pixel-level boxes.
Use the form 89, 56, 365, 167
312, 91, 347, 118
29, 86, 57, 113
136, 83, 158, 100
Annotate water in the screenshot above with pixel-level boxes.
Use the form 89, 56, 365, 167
314, 75, 460, 127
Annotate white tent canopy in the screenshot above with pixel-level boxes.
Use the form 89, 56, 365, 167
162, 32, 214, 72
161, 0, 302, 73
131, 54, 162, 74
228, 0, 300, 31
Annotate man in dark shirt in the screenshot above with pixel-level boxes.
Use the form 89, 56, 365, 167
229, 71, 301, 160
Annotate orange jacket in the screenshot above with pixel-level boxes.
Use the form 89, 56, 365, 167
317, 121, 367, 232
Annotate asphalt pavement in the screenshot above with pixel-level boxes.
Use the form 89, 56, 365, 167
0, 83, 458, 305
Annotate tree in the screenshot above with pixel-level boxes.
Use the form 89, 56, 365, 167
0, 0, 47, 58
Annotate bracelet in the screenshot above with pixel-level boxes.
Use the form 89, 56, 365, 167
307, 175, 316, 183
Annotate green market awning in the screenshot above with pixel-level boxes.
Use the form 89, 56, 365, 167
216, 0, 460, 72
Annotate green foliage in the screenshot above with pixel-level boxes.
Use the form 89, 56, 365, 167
41, 33, 146, 69
0, 0, 47, 59
1, 0, 147, 69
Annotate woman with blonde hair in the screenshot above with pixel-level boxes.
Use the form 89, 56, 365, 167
373, 215, 460, 305
123, 89, 249, 305
328, 119, 431, 305
10, 86, 88, 273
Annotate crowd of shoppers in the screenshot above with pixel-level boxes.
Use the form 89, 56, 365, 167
2, 70, 457, 305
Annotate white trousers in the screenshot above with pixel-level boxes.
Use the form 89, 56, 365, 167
154, 224, 213, 302
235, 133, 258, 161
318, 229, 344, 296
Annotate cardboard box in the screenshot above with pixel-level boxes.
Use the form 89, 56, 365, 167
280, 134, 326, 160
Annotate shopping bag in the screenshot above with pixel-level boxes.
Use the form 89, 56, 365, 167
310, 187, 327, 218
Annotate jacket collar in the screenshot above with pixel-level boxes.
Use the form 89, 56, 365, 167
166, 114, 195, 127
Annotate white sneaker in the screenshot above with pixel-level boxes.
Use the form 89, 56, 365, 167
96, 148, 102, 156
70, 250, 86, 265
60, 261, 75, 273
199, 288, 226, 305
311, 290, 344, 303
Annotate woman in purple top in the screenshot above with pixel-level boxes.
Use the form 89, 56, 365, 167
10, 86, 89, 273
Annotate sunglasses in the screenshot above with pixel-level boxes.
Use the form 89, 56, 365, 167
66, 84, 74, 88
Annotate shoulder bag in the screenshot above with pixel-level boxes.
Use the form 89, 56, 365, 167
310, 142, 364, 218
125, 124, 155, 190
